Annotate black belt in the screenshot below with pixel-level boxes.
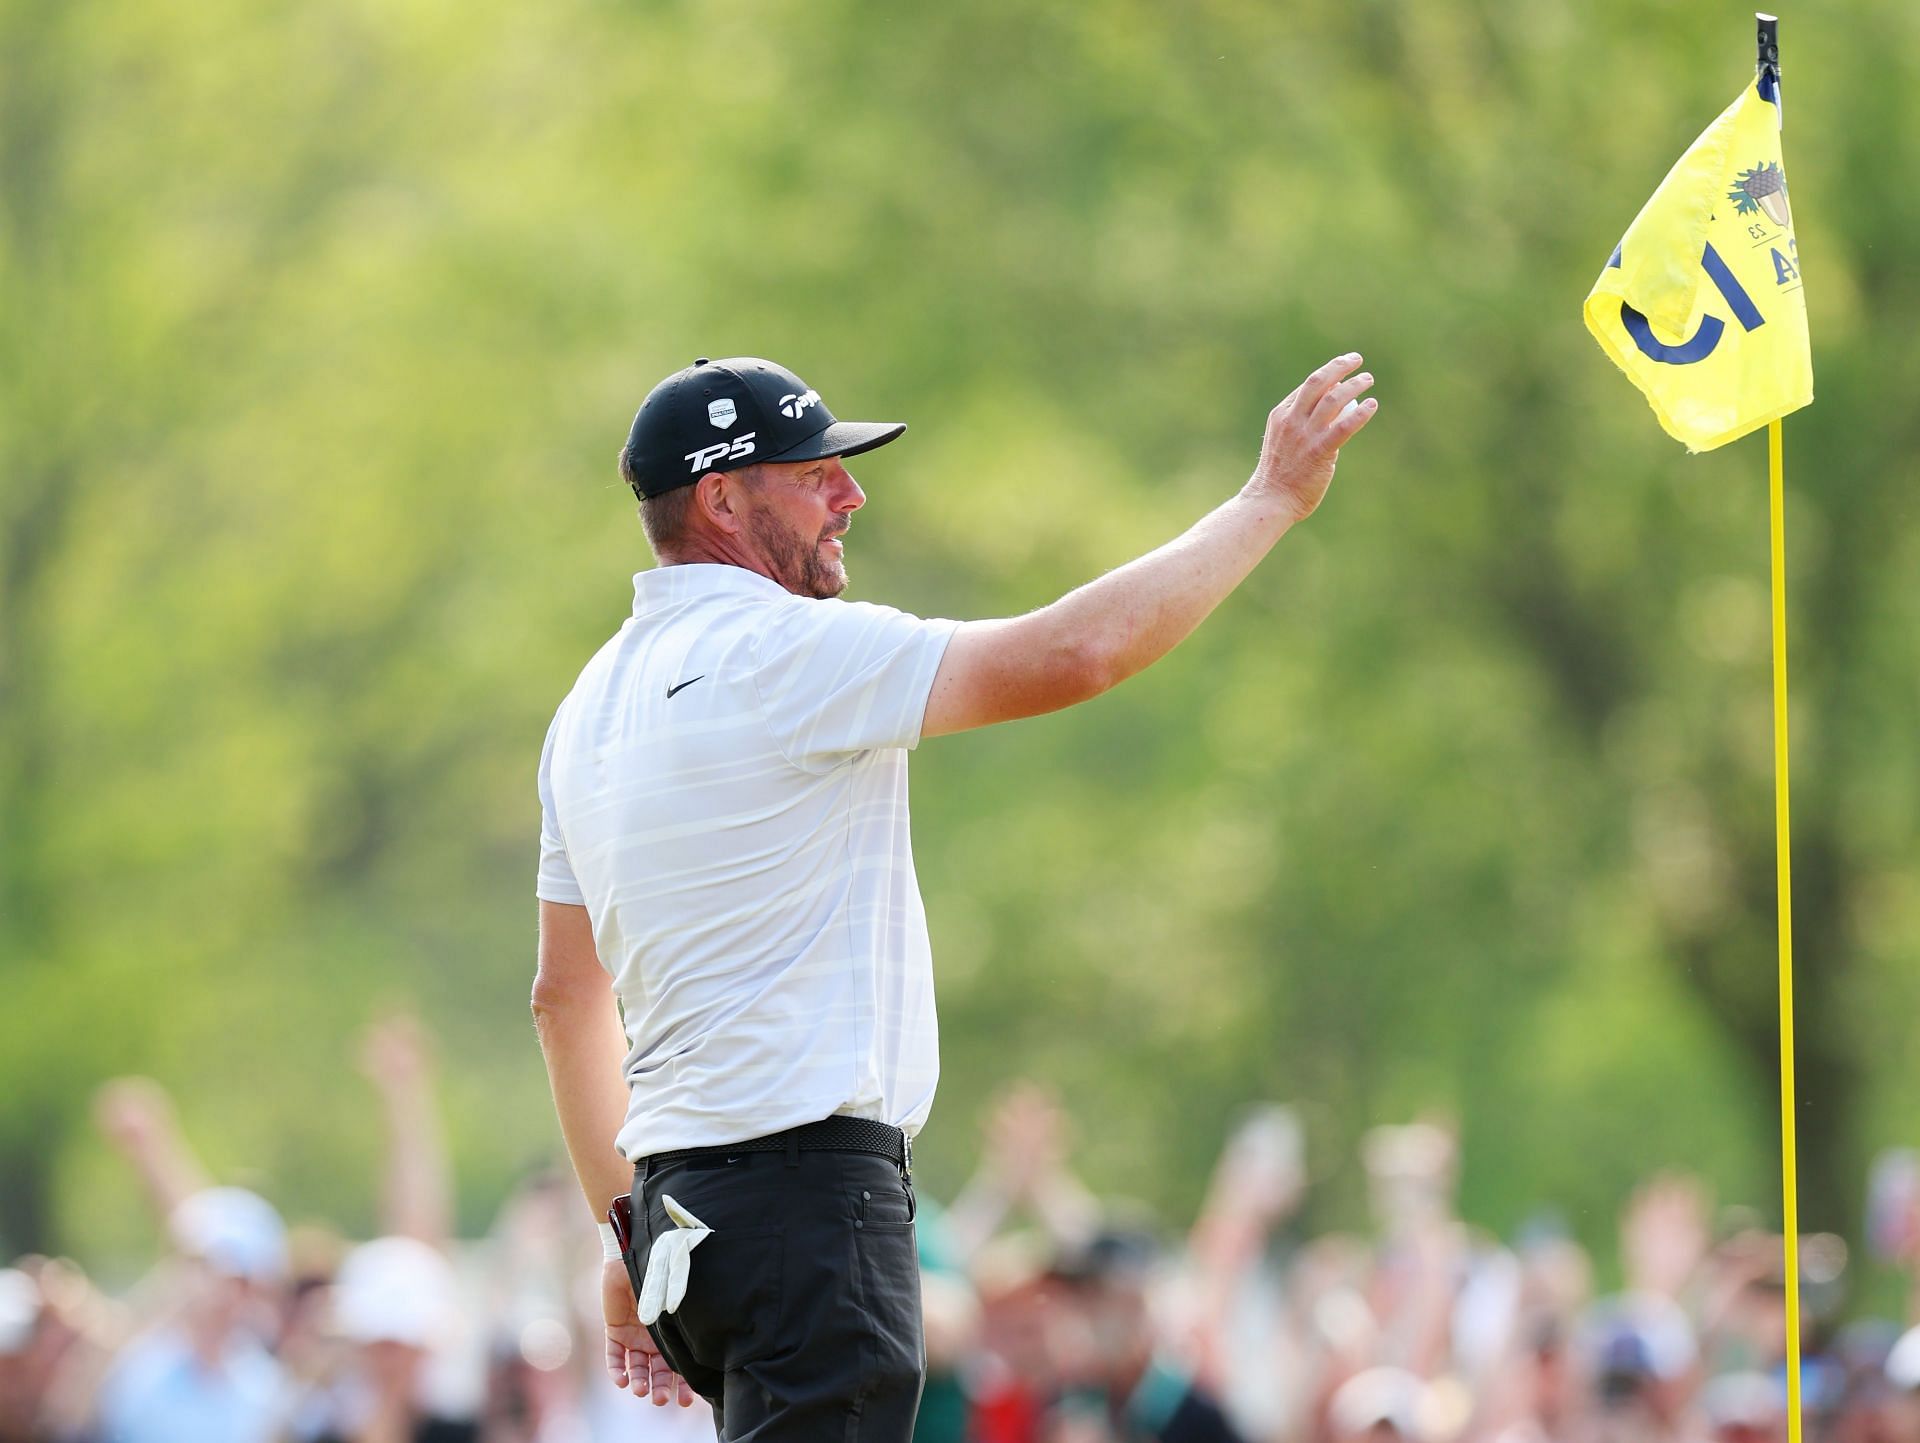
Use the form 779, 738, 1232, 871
637, 1116, 911, 1182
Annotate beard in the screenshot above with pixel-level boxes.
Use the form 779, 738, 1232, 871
744, 506, 848, 599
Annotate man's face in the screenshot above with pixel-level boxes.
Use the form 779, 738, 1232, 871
738, 457, 866, 599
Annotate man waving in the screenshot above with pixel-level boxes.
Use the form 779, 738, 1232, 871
532, 352, 1376, 1441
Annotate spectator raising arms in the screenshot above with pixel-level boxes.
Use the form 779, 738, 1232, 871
5, 1051, 1916, 1443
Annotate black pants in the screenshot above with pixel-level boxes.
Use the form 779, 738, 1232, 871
632, 1147, 926, 1442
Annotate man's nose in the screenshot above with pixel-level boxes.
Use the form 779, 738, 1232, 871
830, 465, 866, 512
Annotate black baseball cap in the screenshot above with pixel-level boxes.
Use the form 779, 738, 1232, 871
622, 357, 906, 499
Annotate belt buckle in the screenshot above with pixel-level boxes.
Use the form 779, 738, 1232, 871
901, 1131, 913, 1183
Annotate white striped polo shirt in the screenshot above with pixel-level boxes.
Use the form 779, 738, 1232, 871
537, 563, 960, 1159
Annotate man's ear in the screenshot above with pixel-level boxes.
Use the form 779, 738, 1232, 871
692, 471, 745, 535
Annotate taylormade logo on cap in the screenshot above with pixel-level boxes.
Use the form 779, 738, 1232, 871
685, 432, 758, 474
621, 357, 908, 500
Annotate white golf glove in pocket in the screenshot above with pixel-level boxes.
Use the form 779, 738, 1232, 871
636, 1195, 712, 1326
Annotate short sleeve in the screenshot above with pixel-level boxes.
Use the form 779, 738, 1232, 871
535, 710, 586, 905
753, 598, 960, 770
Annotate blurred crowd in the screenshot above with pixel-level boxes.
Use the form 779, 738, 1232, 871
5, 1025, 1920, 1443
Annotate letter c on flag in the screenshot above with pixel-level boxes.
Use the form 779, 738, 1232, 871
1614, 243, 1765, 367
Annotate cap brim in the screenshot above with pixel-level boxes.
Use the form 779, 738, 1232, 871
760, 420, 906, 466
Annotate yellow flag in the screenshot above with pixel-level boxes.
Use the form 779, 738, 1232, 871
1584, 75, 1812, 452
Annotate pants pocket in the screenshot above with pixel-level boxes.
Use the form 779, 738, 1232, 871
856, 1178, 916, 1226
852, 1219, 925, 1400
664, 1222, 786, 1370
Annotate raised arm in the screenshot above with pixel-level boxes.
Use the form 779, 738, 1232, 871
93, 1077, 215, 1224
358, 1012, 455, 1249
945, 1082, 1099, 1259
922, 353, 1375, 739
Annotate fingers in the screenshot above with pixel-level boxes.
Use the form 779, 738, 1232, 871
608, 1323, 655, 1399
613, 1317, 693, 1407
646, 1350, 696, 1407
1261, 352, 1378, 466
1331, 391, 1380, 442
1309, 369, 1376, 430
1281, 352, 1365, 424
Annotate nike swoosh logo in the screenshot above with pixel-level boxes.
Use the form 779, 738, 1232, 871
666, 675, 705, 699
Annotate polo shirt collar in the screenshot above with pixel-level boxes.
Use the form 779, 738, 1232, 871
632, 563, 789, 616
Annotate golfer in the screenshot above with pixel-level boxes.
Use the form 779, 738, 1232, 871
532, 352, 1376, 1440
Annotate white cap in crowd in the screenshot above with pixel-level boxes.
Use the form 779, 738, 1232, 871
1703, 1372, 1785, 1429
1887, 1325, 1920, 1392
0, 1269, 38, 1354
169, 1187, 289, 1284
332, 1236, 459, 1348
1331, 1366, 1431, 1440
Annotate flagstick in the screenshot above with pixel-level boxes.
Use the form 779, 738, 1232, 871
1754, 14, 1803, 1438
1768, 412, 1803, 1443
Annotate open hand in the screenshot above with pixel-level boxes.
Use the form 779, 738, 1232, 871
1622, 1172, 1711, 1299
602, 1258, 696, 1407
93, 1077, 176, 1156
358, 1013, 431, 1096
1244, 352, 1377, 524
982, 1082, 1070, 1202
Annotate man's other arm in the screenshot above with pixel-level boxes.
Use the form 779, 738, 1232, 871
922, 353, 1375, 739
534, 900, 695, 1405
532, 900, 632, 1219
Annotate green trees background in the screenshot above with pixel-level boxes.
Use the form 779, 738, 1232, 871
3, 0, 1916, 1279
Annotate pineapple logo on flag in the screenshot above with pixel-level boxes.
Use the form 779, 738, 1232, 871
1730, 162, 1791, 228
